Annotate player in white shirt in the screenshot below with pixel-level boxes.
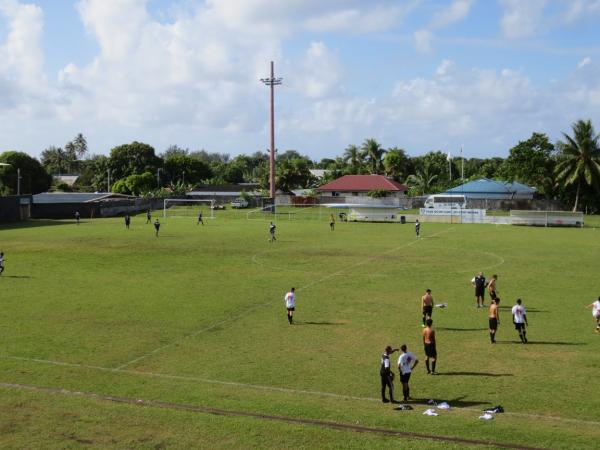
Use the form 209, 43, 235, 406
585, 297, 600, 333
284, 287, 295, 324
511, 298, 528, 343
0, 251, 5, 275
397, 344, 419, 402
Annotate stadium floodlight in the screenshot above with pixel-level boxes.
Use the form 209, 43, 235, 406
260, 61, 283, 201
163, 198, 215, 219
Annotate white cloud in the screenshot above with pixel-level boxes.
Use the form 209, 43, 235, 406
430, 0, 475, 29
414, 30, 433, 53
304, 2, 420, 33
436, 59, 455, 77
414, 0, 475, 52
292, 42, 342, 98
578, 56, 591, 69
205, 0, 416, 35
0, 0, 50, 118
500, 0, 547, 39
563, 0, 600, 23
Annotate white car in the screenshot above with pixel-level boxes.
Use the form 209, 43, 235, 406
230, 198, 249, 208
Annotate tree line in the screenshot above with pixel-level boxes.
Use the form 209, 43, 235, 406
0, 120, 599, 212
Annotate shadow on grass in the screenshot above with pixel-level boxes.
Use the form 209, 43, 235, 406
0, 220, 73, 230
435, 371, 513, 377
294, 321, 345, 326
1, 275, 32, 279
498, 306, 549, 313
409, 396, 490, 408
496, 340, 586, 346
437, 327, 487, 331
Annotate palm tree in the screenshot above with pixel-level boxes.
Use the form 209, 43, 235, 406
406, 165, 438, 196
40, 146, 66, 175
555, 119, 600, 211
342, 144, 363, 174
361, 139, 386, 174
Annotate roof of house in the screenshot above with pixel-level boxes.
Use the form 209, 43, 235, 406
32, 192, 136, 204
53, 175, 79, 187
317, 175, 408, 192
309, 169, 329, 179
445, 178, 536, 195
191, 184, 259, 193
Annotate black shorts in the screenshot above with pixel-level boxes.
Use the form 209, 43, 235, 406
489, 318, 498, 330
424, 343, 437, 358
475, 287, 485, 297
490, 290, 497, 300
400, 372, 411, 383
422, 305, 433, 316
287, 307, 295, 312
514, 322, 525, 330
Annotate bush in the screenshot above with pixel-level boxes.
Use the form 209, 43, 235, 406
367, 189, 388, 198
53, 182, 72, 192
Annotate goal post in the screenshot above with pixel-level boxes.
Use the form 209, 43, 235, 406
509, 210, 584, 227
163, 199, 215, 219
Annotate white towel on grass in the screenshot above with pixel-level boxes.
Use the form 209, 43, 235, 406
479, 413, 494, 420
438, 402, 450, 409
423, 409, 438, 416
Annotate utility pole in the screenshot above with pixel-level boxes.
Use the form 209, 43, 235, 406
107, 169, 111, 193
157, 168, 162, 189
17, 168, 21, 195
260, 61, 282, 201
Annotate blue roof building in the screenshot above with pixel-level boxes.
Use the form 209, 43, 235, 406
444, 178, 536, 200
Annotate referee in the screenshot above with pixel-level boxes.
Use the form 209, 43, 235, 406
380, 346, 399, 403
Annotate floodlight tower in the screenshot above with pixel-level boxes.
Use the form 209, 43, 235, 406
260, 61, 282, 200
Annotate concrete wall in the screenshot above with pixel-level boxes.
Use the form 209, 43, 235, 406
31, 198, 158, 219
0, 196, 32, 221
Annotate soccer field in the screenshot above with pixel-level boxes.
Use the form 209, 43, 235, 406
0, 212, 599, 449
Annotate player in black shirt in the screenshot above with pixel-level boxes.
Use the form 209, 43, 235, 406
380, 346, 399, 403
472, 272, 486, 308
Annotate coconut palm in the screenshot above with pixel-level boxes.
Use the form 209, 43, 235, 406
555, 119, 600, 212
406, 165, 438, 196
342, 144, 363, 174
361, 138, 386, 174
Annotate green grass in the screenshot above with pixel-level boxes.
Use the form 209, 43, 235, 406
1, 212, 599, 449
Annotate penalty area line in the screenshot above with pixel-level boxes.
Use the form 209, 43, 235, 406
0, 380, 546, 450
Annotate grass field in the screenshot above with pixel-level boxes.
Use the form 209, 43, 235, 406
1, 209, 599, 449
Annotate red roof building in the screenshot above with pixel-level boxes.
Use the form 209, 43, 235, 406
317, 175, 408, 197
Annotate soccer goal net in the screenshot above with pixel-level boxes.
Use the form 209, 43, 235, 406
163, 199, 215, 219
509, 210, 584, 227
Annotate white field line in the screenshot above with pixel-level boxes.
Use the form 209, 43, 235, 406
115, 226, 456, 370
2, 355, 600, 428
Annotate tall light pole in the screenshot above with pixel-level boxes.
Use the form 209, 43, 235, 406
107, 168, 111, 193
17, 168, 21, 195
261, 61, 282, 200
157, 168, 162, 189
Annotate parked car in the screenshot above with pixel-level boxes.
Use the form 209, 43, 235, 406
211, 204, 226, 210
230, 198, 249, 209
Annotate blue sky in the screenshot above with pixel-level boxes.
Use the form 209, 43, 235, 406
1, 0, 600, 160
